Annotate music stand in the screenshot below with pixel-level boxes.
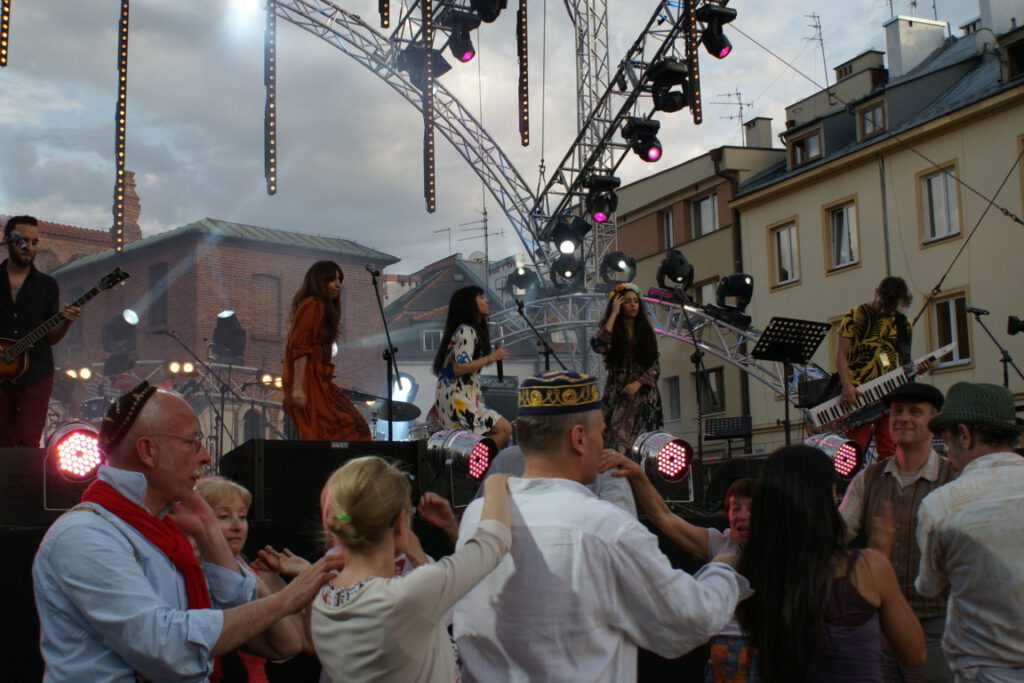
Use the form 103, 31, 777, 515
752, 317, 831, 445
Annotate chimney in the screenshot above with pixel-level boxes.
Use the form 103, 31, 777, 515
121, 170, 142, 244
979, 0, 1021, 35
884, 16, 948, 78
743, 117, 774, 148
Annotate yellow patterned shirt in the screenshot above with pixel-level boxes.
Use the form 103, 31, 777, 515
837, 303, 911, 386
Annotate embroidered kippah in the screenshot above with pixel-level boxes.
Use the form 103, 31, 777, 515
100, 381, 158, 454
518, 370, 602, 416
606, 282, 641, 299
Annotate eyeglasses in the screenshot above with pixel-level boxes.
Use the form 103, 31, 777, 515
148, 433, 204, 453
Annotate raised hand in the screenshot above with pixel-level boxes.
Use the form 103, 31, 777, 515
257, 546, 313, 577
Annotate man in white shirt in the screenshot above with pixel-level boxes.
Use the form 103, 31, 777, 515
453, 370, 750, 683
916, 382, 1024, 682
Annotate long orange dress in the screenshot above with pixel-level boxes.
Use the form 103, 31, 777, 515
281, 296, 371, 441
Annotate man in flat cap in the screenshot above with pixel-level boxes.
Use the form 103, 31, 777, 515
453, 370, 750, 683
915, 382, 1024, 682
33, 383, 343, 682
840, 382, 955, 682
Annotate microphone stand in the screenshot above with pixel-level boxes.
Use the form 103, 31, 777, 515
969, 311, 1024, 388
369, 269, 400, 441
515, 299, 567, 371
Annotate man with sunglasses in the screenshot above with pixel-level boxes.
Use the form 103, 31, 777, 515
33, 383, 343, 682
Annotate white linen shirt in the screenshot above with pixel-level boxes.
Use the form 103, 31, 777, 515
915, 452, 1024, 675
453, 477, 751, 683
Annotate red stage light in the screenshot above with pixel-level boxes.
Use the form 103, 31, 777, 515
468, 441, 492, 480
833, 442, 860, 478
427, 429, 497, 481
657, 440, 689, 481
633, 432, 692, 483
52, 427, 103, 481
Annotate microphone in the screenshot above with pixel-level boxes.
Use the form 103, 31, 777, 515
365, 263, 381, 277
965, 306, 990, 316
494, 343, 504, 382
9, 229, 28, 251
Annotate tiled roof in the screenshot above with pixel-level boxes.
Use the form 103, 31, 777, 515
52, 217, 399, 275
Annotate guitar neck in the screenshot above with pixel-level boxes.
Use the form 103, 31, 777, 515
5, 286, 99, 359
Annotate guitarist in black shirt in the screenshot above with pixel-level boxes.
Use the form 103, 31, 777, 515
0, 216, 80, 447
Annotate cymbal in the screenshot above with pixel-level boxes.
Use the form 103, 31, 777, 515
343, 388, 384, 403
365, 399, 421, 422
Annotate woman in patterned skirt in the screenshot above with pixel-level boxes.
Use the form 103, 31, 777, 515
281, 261, 371, 441
432, 285, 512, 448
590, 282, 664, 453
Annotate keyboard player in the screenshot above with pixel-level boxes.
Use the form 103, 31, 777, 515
835, 276, 931, 461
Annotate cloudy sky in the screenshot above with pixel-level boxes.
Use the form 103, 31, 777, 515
0, 0, 982, 272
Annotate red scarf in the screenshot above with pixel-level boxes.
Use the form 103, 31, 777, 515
81, 479, 221, 680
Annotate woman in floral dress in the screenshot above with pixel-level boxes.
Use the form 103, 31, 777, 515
432, 285, 512, 448
590, 283, 664, 453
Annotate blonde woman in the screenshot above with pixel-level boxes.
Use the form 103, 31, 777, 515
312, 457, 511, 681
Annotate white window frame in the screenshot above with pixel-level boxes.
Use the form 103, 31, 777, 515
691, 193, 718, 238
790, 129, 822, 167
770, 223, 800, 286
421, 329, 443, 352
921, 166, 960, 241
828, 202, 859, 270
932, 294, 971, 367
662, 209, 675, 248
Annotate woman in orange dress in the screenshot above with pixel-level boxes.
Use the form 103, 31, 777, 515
281, 261, 371, 441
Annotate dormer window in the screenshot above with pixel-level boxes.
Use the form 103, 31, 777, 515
789, 129, 822, 168
858, 101, 886, 139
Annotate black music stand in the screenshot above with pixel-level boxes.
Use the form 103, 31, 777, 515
752, 317, 831, 445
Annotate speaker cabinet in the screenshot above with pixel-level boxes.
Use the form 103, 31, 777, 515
0, 448, 94, 526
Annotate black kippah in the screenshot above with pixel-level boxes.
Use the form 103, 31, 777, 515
100, 381, 158, 454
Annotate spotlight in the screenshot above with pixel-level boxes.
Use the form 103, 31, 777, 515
622, 118, 662, 162
427, 429, 497, 481
656, 249, 695, 290
551, 216, 590, 254
715, 273, 754, 312
438, 8, 481, 63
397, 45, 453, 89
582, 174, 621, 223
212, 310, 246, 364
1009, 315, 1024, 335
631, 431, 693, 483
166, 361, 197, 376
696, 3, 737, 59
393, 373, 419, 403
259, 371, 275, 386
647, 58, 689, 113
103, 312, 137, 354
506, 266, 540, 300
64, 367, 93, 380
550, 254, 584, 290
600, 251, 637, 284
470, 0, 507, 23
449, 30, 475, 62
46, 422, 104, 482
805, 433, 864, 480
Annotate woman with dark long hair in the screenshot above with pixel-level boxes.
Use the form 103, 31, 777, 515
432, 285, 512, 448
737, 446, 924, 682
590, 283, 663, 453
281, 261, 371, 441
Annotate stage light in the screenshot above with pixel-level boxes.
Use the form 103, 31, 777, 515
600, 251, 637, 284
551, 217, 590, 254
716, 273, 753, 312
110, 0, 130, 252
470, 0, 506, 23
1009, 315, 1024, 335
64, 367, 93, 380
550, 255, 585, 290
0, 0, 10, 68
632, 431, 692, 483
212, 310, 246, 364
264, 0, 278, 195
622, 118, 662, 162
122, 308, 139, 325
47, 422, 104, 482
657, 249, 695, 290
449, 30, 475, 62
393, 373, 419, 403
103, 311, 138, 354
516, 0, 529, 146
397, 45, 453, 90
506, 266, 540, 299
696, 3, 737, 59
427, 430, 497, 481
582, 174, 621, 223
259, 371, 275, 386
805, 433, 864, 480
647, 58, 689, 113
167, 361, 197, 376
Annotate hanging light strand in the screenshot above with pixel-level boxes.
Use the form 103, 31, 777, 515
111, 0, 130, 252
422, 0, 437, 212
264, 0, 278, 195
378, 0, 390, 29
686, 0, 702, 124
0, 0, 12, 68
517, 0, 529, 146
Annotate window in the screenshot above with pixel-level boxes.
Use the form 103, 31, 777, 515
694, 367, 724, 414
251, 274, 282, 338
859, 102, 885, 138
827, 202, 859, 270
920, 166, 960, 241
422, 329, 443, 352
664, 376, 681, 421
662, 210, 675, 248
691, 193, 718, 238
694, 278, 719, 307
769, 223, 800, 286
148, 262, 168, 327
790, 130, 822, 167
932, 294, 971, 367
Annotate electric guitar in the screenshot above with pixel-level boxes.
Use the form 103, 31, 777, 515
0, 268, 130, 383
